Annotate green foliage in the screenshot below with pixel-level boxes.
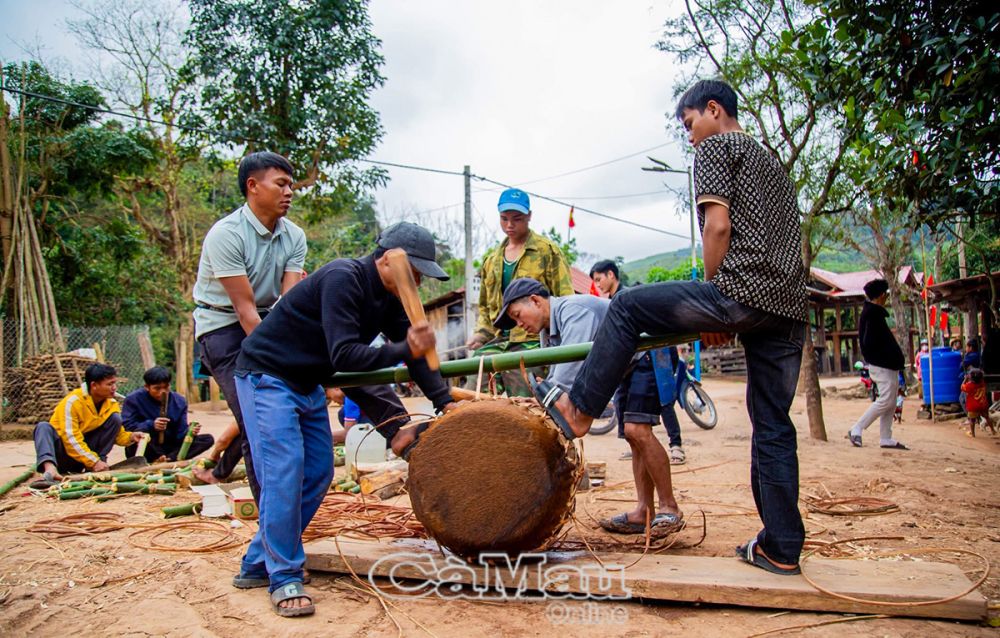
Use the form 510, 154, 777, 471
646, 259, 703, 283
183, 0, 388, 214
623, 246, 697, 283
801, 0, 1000, 226
542, 227, 579, 266
46, 217, 183, 326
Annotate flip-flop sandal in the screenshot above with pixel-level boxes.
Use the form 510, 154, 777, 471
735, 538, 801, 576
879, 442, 909, 450
528, 376, 576, 440
234, 572, 311, 589
668, 446, 686, 465
270, 581, 314, 617
847, 432, 862, 447
400, 422, 432, 461
598, 512, 646, 534
650, 511, 684, 536
29, 470, 61, 490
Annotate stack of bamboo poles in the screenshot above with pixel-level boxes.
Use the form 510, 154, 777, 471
4, 352, 109, 423
0, 69, 66, 428
41, 459, 216, 502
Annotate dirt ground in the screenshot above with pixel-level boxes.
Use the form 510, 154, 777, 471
0, 375, 997, 637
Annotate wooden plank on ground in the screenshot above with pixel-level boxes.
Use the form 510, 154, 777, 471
304, 537, 986, 621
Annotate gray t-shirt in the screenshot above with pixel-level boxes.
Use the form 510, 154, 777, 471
542, 295, 611, 392
192, 204, 307, 338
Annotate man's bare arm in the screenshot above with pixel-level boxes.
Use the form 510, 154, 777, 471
218, 275, 262, 335
701, 202, 732, 281
281, 271, 304, 295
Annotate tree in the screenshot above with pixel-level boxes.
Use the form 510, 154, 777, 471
183, 0, 387, 211
647, 259, 704, 283
69, 0, 216, 396
542, 227, 580, 266
1, 62, 180, 348
804, 0, 999, 228
658, 0, 856, 440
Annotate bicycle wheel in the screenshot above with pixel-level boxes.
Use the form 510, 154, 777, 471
683, 383, 718, 430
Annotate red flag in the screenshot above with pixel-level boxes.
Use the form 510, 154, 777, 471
568, 206, 576, 229
940, 311, 949, 331
929, 305, 937, 328
589, 281, 600, 296
921, 273, 933, 299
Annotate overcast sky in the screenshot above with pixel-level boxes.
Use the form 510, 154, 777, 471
1, 0, 699, 267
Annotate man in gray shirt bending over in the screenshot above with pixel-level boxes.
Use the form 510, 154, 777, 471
494, 278, 683, 537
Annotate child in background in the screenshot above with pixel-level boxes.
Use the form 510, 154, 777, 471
961, 368, 996, 437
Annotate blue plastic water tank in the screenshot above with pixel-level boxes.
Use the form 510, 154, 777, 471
920, 347, 962, 404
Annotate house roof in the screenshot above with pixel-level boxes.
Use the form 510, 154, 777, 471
808, 266, 922, 301
570, 267, 606, 297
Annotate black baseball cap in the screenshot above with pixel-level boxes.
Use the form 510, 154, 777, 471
376, 222, 450, 281
493, 278, 549, 330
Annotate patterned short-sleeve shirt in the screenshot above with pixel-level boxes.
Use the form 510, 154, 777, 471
694, 131, 808, 322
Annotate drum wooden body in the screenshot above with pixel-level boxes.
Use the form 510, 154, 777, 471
407, 400, 581, 561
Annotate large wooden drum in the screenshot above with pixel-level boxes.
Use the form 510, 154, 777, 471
407, 400, 581, 561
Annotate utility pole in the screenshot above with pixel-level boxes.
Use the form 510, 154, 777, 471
464, 165, 475, 345
642, 157, 702, 379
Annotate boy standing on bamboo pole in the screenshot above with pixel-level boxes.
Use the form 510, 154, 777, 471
191, 152, 307, 493
232, 222, 457, 617
534, 80, 809, 576
33, 364, 143, 482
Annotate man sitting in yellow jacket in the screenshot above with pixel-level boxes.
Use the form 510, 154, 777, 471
33, 363, 142, 481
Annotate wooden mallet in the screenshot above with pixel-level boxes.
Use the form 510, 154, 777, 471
385, 248, 440, 370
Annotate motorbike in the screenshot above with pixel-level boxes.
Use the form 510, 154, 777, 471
590, 353, 718, 435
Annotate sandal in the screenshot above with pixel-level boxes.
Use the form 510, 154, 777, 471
270, 581, 314, 617
668, 446, 686, 465
650, 511, 684, 536
879, 441, 909, 450
528, 376, 576, 440
599, 512, 646, 534
232, 572, 269, 589
735, 538, 800, 576
235, 572, 311, 589
29, 470, 61, 490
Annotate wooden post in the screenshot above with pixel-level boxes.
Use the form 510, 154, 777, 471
51, 353, 69, 394
176, 337, 189, 399
137, 329, 155, 369
209, 377, 220, 411
92, 342, 105, 363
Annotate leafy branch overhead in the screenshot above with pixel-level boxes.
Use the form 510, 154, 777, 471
182, 0, 388, 210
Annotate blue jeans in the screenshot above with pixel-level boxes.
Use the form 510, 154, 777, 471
568, 281, 806, 564
235, 373, 334, 592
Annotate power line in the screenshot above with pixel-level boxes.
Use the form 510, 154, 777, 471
474, 141, 675, 193
0, 85, 466, 177
2, 84, 686, 237
473, 175, 690, 240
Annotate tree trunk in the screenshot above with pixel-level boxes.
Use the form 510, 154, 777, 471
799, 236, 827, 440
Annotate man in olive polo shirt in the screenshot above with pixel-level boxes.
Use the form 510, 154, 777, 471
191, 151, 307, 494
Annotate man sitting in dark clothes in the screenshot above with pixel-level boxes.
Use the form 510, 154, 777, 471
123, 366, 214, 462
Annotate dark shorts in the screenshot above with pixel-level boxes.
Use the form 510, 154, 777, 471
616, 354, 661, 425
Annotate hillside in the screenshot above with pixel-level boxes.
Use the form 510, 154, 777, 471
624, 245, 870, 282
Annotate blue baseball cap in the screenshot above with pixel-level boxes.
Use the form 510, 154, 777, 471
498, 188, 530, 215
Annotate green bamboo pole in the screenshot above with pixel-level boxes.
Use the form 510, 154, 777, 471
58, 488, 113, 500
162, 502, 202, 519
327, 333, 696, 388
177, 422, 198, 461
0, 469, 35, 497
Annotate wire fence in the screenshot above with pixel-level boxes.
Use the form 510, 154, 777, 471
1, 319, 154, 426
